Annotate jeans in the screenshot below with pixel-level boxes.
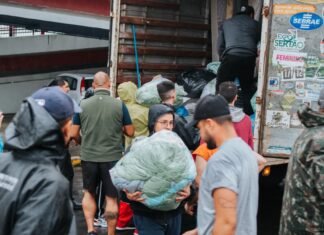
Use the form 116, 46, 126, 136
133, 213, 182, 235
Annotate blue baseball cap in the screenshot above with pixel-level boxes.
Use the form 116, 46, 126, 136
31, 86, 82, 122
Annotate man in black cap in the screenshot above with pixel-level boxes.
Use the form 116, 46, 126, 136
216, 5, 261, 115
184, 94, 259, 235
0, 86, 80, 235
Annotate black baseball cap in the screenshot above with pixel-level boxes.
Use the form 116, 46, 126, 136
193, 95, 230, 126
32, 86, 82, 122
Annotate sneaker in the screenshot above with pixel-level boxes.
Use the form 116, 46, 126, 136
93, 217, 107, 228
87, 232, 97, 235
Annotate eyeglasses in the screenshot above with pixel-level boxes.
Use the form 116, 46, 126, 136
157, 120, 174, 127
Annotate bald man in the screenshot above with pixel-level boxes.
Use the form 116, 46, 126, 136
71, 72, 134, 235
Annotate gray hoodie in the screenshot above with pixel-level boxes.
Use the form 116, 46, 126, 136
230, 106, 245, 122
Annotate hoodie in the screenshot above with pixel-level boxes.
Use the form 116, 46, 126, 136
230, 106, 254, 149
148, 104, 174, 134
118, 82, 149, 148
280, 105, 324, 234
0, 97, 75, 235
121, 104, 184, 219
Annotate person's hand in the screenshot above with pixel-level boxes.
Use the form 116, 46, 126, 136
182, 228, 198, 235
176, 185, 191, 202
184, 202, 195, 216
0, 112, 3, 129
254, 152, 267, 172
262, 6, 269, 17
124, 189, 145, 203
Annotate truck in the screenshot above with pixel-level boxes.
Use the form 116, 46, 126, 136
107, 0, 324, 169
1, 0, 323, 168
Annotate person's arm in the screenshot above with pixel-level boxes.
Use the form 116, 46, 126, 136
217, 23, 226, 57
247, 117, 254, 150
122, 103, 135, 137
182, 228, 198, 235
195, 156, 207, 187
70, 113, 81, 144
254, 152, 267, 172
212, 188, 237, 235
70, 125, 81, 145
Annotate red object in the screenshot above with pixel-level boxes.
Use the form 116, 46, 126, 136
117, 201, 134, 228
6, 0, 109, 16
80, 76, 85, 95
0, 48, 108, 77
233, 115, 254, 150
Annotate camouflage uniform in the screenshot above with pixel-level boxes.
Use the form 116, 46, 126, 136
279, 106, 324, 235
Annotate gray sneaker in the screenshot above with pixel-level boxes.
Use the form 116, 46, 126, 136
93, 217, 107, 228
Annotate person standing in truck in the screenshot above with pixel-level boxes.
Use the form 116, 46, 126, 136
216, 5, 261, 115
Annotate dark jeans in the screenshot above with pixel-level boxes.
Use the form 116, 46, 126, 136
217, 54, 257, 115
133, 213, 182, 235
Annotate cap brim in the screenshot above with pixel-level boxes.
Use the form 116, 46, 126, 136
72, 99, 82, 113
189, 119, 199, 128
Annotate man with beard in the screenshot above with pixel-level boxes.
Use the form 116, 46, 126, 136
184, 95, 259, 235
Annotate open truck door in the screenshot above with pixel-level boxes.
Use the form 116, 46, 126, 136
255, 0, 324, 166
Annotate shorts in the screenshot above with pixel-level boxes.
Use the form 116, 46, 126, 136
81, 161, 118, 198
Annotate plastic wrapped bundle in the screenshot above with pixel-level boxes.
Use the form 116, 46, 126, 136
135, 76, 187, 107
110, 130, 196, 211
201, 78, 217, 98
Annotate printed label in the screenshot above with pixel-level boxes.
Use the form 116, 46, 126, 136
274, 4, 316, 15
290, 12, 323, 30
274, 30, 305, 51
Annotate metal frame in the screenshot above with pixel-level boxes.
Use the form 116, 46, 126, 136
109, 0, 121, 97
254, 0, 272, 154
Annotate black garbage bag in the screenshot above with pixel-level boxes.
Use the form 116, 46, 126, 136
174, 114, 200, 151
176, 69, 216, 98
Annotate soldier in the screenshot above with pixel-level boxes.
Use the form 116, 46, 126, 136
279, 89, 324, 234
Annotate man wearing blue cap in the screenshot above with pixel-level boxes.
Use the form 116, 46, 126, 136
0, 86, 80, 235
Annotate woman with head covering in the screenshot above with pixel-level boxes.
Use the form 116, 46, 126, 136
121, 104, 191, 235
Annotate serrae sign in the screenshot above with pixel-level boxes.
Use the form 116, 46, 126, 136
290, 12, 323, 30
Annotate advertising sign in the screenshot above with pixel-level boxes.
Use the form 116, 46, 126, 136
290, 12, 323, 30
258, 0, 324, 156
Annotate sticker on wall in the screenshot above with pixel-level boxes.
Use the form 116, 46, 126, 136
290, 12, 323, 30
267, 146, 292, 155
274, 30, 305, 51
281, 66, 305, 80
274, 4, 316, 15
272, 50, 307, 66
266, 110, 291, 128
321, 39, 324, 56
306, 82, 324, 92
282, 82, 295, 90
290, 112, 302, 127
281, 90, 296, 110
306, 90, 320, 101
268, 77, 280, 90
296, 81, 305, 97
295, 0, 324, 4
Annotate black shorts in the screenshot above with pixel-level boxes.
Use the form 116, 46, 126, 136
81, 161, 118, 198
